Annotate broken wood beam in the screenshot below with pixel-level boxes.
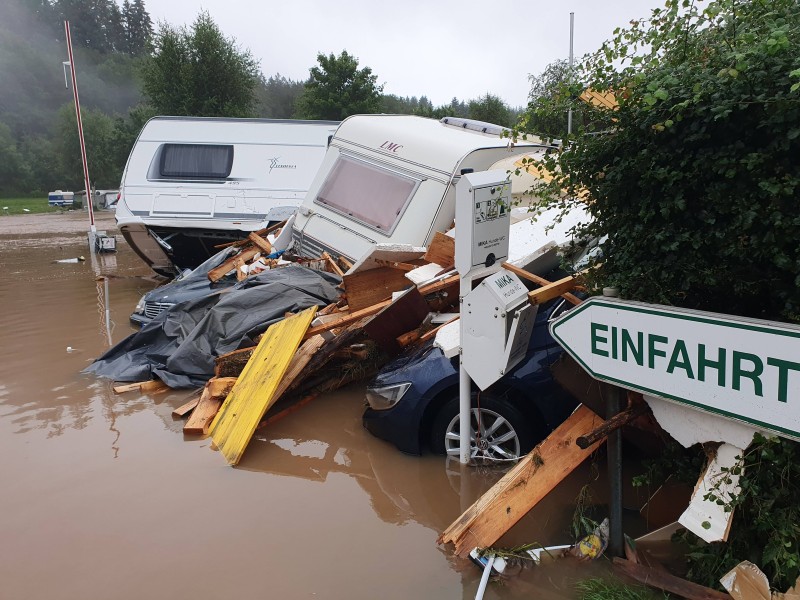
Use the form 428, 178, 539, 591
438, 405, 604, 558
527, 273, 583, 305
342, 266, 412, 312
302, 274, 460, 340
501, 262, 582, 306
423, 231, 455, 267
612, 558, 732, 600
208, 247, 260, 282
183, 387, 223, 435
213, 220, 286, 249
247, 232, 273, 255
214, 346, 256, 378
321, 252, 344, 276
172, 393, 201, 417
576, 403, 649, 449
113, 379, 170, 394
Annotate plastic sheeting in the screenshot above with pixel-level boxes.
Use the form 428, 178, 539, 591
85, 265, 341, 388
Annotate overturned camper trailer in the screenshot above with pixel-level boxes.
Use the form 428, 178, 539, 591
290, 115, 553, 263
115, 117, 338, 276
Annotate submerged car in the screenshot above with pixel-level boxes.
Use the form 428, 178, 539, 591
130, 247, 240, 325
363, 297, 579, 459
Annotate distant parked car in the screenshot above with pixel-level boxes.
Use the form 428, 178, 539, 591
363, 297, 580, 459
130, 247, 239, 325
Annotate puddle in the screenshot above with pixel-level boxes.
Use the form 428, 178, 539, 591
0, 214, 628, 599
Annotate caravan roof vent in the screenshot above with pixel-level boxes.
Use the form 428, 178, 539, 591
439, 117, 509, 137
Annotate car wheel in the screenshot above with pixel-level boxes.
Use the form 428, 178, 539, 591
430, 393, 537, 460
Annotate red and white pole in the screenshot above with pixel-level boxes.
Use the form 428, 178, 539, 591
64, 20, 95, 232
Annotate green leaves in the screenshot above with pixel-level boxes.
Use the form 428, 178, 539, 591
295, 50, 383, 121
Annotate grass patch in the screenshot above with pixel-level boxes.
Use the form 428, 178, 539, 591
0, 197, 74, 215
576, 577, 669, 600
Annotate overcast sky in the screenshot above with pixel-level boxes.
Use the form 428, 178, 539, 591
144, 0, 665, 108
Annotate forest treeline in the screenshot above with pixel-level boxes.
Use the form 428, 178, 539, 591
0, 0, 523, 196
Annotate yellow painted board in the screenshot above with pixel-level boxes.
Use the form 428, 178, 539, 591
208, 306, 318, 465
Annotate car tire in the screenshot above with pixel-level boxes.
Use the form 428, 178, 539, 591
430, 393, 538, 460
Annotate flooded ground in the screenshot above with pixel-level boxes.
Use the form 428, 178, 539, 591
0, 209, 629, 599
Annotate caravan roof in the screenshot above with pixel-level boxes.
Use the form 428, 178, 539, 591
137, 116, 339, 145
332, 114, 545, 179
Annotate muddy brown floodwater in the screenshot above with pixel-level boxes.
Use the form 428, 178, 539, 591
0, 209, 621, 599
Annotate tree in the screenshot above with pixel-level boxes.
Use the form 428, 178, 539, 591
467, 93, 512, 126
255, 73, 305, 119
122, 0, 152, 56
0, 122, 32, 194
141, 12, 259, 117
295, 50, 383, 120
56, 103, 120, 188
529, 0, 800, 323
522, 59, 582, 137
526, 2, 800, 586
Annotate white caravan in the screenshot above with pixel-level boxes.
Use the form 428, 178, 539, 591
116, 117, 339, 276
290, 115, 553, 263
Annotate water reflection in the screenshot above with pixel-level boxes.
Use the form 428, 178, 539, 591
0, 237, 159, 437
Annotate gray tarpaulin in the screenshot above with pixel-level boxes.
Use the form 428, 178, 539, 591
84, 265, 341, 388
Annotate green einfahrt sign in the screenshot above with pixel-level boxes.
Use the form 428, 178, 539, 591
549, 297, 800, 441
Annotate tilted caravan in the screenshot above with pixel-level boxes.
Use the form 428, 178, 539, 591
116, 117, 338, 276
290, 115, 552, 263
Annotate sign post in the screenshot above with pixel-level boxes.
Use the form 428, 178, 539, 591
454, 170, 512, 464
550, 297, 800, 441
64, 21, 97, 247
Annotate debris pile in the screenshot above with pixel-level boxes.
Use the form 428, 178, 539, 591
103, 223, 583, 466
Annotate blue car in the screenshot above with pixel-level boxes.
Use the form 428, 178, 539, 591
363, 297, 580, 459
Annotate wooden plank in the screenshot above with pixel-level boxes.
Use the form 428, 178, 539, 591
271, 334, 327, 403
214, 346, 255, 378
527, 273, 581, 305
363, 287, 430, 355
247, 232, 272, 255
140, 380, 169, 394
172, 394, 201, 417
423, 231, 455, 267
112, 381, 146, 394
183, 388, 223, 435
342, 266, 412, 312
372, 259, 417, 272
613, 558, 732, 600
302, 273, 460, 340
438, 405, 604, 558
207, 376, 238, 398
321, 252, 344, 276
208, 247, 259, 282
208, 307, 317, 465
502, 262, 582, 306
576, 403, 649, 449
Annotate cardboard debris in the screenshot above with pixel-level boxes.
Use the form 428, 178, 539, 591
721, 561, 800, 600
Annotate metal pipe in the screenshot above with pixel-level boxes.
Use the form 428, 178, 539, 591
567, 12, 575, 135
607, 384, 625, 557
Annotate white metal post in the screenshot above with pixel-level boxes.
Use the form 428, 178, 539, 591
458, 275, 473, 464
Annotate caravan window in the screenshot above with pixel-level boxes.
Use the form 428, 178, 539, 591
159, 144, 234, 179
315, 156, 419, 234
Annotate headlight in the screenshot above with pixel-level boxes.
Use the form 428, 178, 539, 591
134, 295, 146, 314
365, 382, 411, 410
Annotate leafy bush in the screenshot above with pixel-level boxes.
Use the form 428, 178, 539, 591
525, 0, 800, 322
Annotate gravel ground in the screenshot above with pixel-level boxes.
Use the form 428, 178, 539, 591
0, 208, 118, 237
